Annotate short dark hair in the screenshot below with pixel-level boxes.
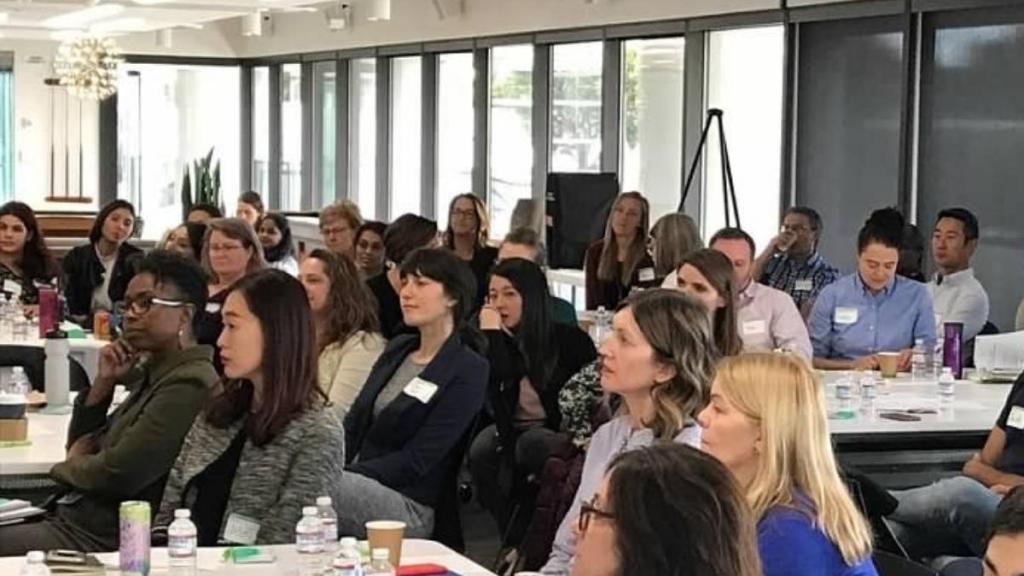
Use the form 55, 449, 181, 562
384, 214, 438, 265
355, 220, 387, 246
786, 206, 823, 232
188, 203, 222, 220
501, 227, 546, 266
857, 207, 905, 253
134, 250, 209, 334
90, 200, 136, 244
238, 191, 265, 214
936, 207, 979, 242
399, 248, 483, 352
987, 486, 1024, 544
710, 227, 756, 259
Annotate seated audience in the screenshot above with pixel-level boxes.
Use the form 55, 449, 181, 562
648, 212, 703, 289
444, 193, 499, 308
699, 353, 878, 576
234, 191, 264, 228
0, 251, 217, 555
899, 222, 927, 282
0, 201, 60, 306
584, 192, 653, 311
497, 227, 577, 325
63, 200, 143, 325
711, 228, 812, 358
354, 220, 387, 280
367, 214, 439, 339
983, 487, 1024, 576
155, 270, 343, 545
810, 208, 935, 371
320, 200, 363, 258
299, 248, 385, 415
334, 248, 488, 538
755, 206, 840, 316
570, 444, 762, 576
186, 203, 222, 224
929, 208, 989, 344
470, 258, 597, 532
257, 213, 298, 276
163, 222, 208, 262
543, 289, 717, 574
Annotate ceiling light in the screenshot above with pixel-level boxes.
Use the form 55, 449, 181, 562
44, 4, 126, 30
367, 0, 390, 22
0, 12, 9, 25
54, 36, 123, 100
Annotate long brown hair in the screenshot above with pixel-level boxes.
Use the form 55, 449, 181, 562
306, 248, 380, 352
443, 193, 490, 249
203, 270, 325, 446
650, 212, 702, 278
679, 249, 742, 357
597, 192, 650, 285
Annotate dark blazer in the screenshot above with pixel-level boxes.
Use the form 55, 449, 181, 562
344, 332, 488, 507
583, 240, 655, 310
484, 323, 596, 449
62, 242, 143, 319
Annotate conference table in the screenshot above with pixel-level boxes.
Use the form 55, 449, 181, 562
0, 539, 497, 575
0, 331, 106, 382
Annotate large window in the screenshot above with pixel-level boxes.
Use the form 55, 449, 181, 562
704, 26, 785, 252
280, 63, 303, 211
621, 37, 685, 219
251, 66, 269, 197
551, 42, 603, 173
0, 64, 11, 202
349, 58, 377, 219
436, 53, 475, 229
390, 56, 423, 219
313, 61, 337, 209
489, 45, 534, 240
117, 63, 241, 240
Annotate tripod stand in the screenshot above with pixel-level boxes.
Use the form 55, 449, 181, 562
678, 108, 741, 229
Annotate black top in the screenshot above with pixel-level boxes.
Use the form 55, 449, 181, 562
191, 427, 247, 545
996, 374, 1024, 476
366, 272, 404, 340
583, 240, 655, 311
196, 290, 230, 374
61, 242, 143, 321
0, 262, 57, 306
463, 246, 499, 309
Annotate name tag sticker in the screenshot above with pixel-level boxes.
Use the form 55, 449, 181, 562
742, 320, 767, 336
3, 279, 22, 296
795, 279, 814, 292
638, 268, 656, 282
1007, 406, 1024, 430
223, 513, 260, 545
835, 307, 859, 325
403, 377, 439, 404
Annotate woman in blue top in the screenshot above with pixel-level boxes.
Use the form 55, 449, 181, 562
699, 353, 879, 576
809, 208, 935, 371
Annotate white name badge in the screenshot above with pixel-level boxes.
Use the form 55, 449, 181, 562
835, 307, 859, 325
1007, 406, 1024, 430
742, 320, 767, 336
795, 279, 814, 292
3, 279, 22, 296
638, 268, 656, 282
403, 377, 439, 404
223, 513, 260, 545
205, 302, 222, 314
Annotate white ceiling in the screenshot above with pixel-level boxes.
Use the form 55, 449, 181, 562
0, 0, 326, 40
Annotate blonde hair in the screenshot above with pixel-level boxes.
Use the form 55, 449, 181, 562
714, 353, 873, 565
319, 200, 363, 231
650, 212, 703, 277
598, 192, 650, 285
202, 218, 266, 284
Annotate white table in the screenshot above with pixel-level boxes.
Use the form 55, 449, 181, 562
0, 334, 106, 382
0, 409, 70, 478
0, 539, 496, 575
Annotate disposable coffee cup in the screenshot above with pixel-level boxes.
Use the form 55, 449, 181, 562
877, 352, 900, 378
0, 393, 26, 420
366, 520, 406, 567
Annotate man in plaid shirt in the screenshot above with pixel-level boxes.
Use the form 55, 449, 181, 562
755, 206, 840, 317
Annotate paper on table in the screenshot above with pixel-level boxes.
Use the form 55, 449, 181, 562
975, 331, 1024, 371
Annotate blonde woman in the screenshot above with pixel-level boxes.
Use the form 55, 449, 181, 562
542, 289, 718, 575
584, 192, 653, 310
698, 353, 878, 576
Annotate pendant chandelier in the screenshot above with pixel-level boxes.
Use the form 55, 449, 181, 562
53, 36, 123, 100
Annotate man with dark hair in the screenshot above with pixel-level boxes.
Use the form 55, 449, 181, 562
984, 486, 1024, 575
755, 206, 840, 317
497, 227, 577, 325
929, 207, 989, 344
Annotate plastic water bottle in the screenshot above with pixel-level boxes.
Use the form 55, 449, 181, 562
591, 306, 612, 343
835, 375, 855, 419
938, 367, 956, 398
9, 366, 30, 398
296, 506, 325, 576
317, 496, 339, 566
363, 549, 395, 576
20, 551, 51, 576
911, 339, 928, 381
333, 537, 363, 576
0, 295, 13, 339
167, 509, 198, 575
12, 306, 28, 342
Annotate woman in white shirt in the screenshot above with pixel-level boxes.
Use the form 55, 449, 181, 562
257, 213, 298, 277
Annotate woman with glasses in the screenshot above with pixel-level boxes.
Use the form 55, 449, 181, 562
256, 213, 298, 277
542, 289, 718, 575
0, 201, 60, 309
320, 200, 363, 259
570, 444, 762, 576
583, 192, 653, 311
443, 193, 498, 308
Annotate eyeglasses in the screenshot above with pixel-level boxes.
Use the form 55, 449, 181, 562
578, 496, 615, 533
115, 296, 189, 317
452, 209, 477, 219
321, 225, 351, 236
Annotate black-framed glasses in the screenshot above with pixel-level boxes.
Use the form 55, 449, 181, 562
578, 496, 615, 533
115, 296, 188, 317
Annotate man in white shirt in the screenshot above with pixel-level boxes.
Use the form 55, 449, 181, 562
710, 228, 813, 359
928, 208, 989, 342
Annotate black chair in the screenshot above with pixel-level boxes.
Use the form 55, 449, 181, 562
430, 420, 478, 552
874, 550, 939, 576
0, 345, 90, 393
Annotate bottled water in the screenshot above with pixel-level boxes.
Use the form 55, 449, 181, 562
0, 295, 13, 339
911, 339, 929, 381
938, 367, 956, 398
363, 549, 395, 576
9, 367, 30, 398
167, 509, 198, 575
12, 306, 28, 342
296, 506, 325, 576
333, 537, 363, 576
591, 306, 612, 343
20, 551, 51, 576
317, 496, 339, 567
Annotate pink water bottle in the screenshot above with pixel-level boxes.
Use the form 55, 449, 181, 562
38, 287, 58, 338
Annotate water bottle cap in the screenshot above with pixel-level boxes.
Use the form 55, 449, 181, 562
372, 548, 389, 560
174, 509, 191, 519
12, 367, 23, 374
26, 551, 45, 563
942, 367, 953, 374
339, 537, 358, 548
302, 506, 318, 516
316, 496, 332, 506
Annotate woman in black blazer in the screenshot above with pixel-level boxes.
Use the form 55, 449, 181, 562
334, 248, 488, 538
62, 200, 143, 326
468, 258, 597, 533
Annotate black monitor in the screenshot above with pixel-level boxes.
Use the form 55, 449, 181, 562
545, 172, 620, 269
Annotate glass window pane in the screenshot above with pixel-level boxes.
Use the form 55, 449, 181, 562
436, 53, 475, 230
252, 66, 269, 198
349, 58, 377, 219
1, 69, 15, 201
390, 56, 422, 219
621, 37, 685, 220
489, 45, 534, 240
280, 63, 303, 211
313, 61, 337, 209
704, 26, 784, 252
551, 42, 603, 173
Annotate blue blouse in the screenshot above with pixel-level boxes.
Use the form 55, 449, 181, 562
759, 503, 878, 576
